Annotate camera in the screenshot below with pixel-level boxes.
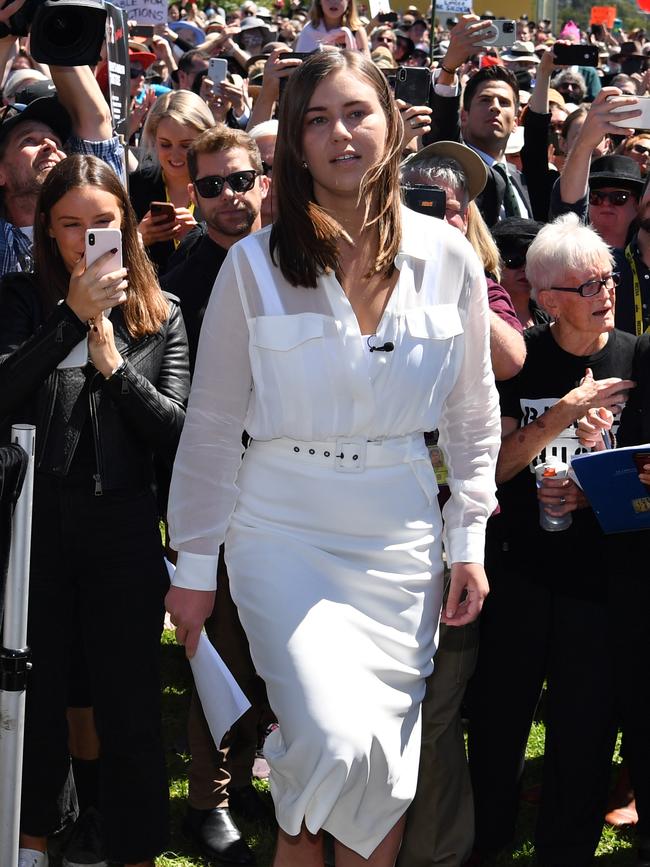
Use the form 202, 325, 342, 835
476, 19, 516, 48
0, 0, 106, 67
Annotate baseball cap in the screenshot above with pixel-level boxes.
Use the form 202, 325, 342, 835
0, 96, 71, 150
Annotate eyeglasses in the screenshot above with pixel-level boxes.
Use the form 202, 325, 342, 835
377, 36, 395, 45
503, 253, 527, 269
550, 272, 620, 298
261, 160, 273, 177
194, 170, 259, 198
130, 65, 145, 78
589, 190, 636, 207
631, 143, 650, 156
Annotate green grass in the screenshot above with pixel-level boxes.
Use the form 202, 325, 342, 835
159, 630, 637, 866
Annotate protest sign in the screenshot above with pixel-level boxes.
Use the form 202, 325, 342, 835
590, 5, 616, 26
112, 0, 166, 25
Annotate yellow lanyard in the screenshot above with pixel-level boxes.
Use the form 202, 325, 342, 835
625, 243, 650, 337
164, 184, 195, 249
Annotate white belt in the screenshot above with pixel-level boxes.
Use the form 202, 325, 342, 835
250, 433, 429, 473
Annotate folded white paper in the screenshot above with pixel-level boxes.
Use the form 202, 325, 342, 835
189, 632, 251, 747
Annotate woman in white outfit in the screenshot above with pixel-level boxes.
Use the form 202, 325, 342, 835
166, 50, 500, 867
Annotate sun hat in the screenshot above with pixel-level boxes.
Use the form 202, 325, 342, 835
401, 140, 488, 202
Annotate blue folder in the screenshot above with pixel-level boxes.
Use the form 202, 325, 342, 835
571, 444, 650, 534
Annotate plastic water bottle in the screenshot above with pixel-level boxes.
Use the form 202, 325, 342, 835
535, 459, 573, 532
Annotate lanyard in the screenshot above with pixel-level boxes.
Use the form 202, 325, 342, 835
164, 184, 195, 249
625, 243, 650, 336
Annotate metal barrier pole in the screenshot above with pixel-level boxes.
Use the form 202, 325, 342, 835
0, 425, 36, 867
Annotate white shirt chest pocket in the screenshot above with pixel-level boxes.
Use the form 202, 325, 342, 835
404, 304, 464, 340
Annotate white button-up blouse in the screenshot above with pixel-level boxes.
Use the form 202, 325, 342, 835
169, 206, 501, 590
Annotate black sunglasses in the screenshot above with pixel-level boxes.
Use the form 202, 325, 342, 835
194, 170, 259, 198
130, 65, 145, 78
589, 190, 635, 207
261, 160, 273, 177
503, 253, 527, 269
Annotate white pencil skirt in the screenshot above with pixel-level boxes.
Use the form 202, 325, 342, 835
225, 434, 444, 858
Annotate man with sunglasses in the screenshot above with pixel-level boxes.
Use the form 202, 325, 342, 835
551, 88, 643, 252
161, 126, 270, 867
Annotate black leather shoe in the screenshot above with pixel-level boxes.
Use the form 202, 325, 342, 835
182, 806, 256, 865
229, 785, 276, 826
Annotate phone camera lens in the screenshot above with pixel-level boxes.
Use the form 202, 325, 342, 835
504, 22, 514, 32
89, 234, 95, 245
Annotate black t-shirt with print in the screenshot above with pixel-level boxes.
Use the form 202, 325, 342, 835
489, 324, 636, 589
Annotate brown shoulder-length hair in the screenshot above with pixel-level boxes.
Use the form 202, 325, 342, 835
270, 50, 403, 288
309, 0, 361, 31
34, 155, 169, 339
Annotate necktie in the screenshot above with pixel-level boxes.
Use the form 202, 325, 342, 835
494, 163, 521, 218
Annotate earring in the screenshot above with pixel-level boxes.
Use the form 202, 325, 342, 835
301, 160, 308, 169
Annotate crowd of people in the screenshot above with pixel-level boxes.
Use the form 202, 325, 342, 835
1, 1, 650, 866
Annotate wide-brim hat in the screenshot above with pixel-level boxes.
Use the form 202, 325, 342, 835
394, 30, 415, 54
501, 40, 540, 63
589, 155, 644, 194
0, 95, 71, 148
401, 140, 488, 202
547, 87, 566, 109
235, 16, 274, 45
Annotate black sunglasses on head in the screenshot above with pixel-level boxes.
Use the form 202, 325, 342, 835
194, 170, 259, 198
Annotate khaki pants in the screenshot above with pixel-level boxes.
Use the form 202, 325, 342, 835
187, 552, 271, 810
397, 621, 479, 867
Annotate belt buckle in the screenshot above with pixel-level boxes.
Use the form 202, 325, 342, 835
334, 438, 367, 473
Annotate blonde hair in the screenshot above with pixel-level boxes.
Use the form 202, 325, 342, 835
139, 90, 215, 170
309, 0, 361, 31
466, 201, 501, 282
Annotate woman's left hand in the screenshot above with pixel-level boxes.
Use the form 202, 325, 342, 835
441, 562, 489, 627
397, 99, 433, 147
537, 476, 586, 516
88, 313, 124, 379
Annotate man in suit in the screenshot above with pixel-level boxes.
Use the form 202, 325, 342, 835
425, 16, 536, 226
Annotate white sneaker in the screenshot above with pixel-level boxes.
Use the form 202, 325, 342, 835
18, 849, 49, 867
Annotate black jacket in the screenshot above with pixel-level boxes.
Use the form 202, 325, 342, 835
423, 88, 535, 226
0, 273, 190, 494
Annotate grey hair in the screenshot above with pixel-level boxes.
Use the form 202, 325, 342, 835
525, 213, 613, 300
400, 156, 469, 209
248, 119, 279, 140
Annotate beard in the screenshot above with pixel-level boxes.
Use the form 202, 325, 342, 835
205, 202, 257, 237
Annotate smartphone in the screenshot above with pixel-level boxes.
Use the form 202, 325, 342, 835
402, 184, 446, 219
622, 56, 648, 76
281, 51, 315, 60
131, 24, 154, 38
208, 57, 228, 91
553, 43, 599, 67
85, 228, 123, 276
394, 66, 431, 106
610, 94, 650, 129
476, 19, 516, 49
378, 11, 397, 22
150, 201, 176, 223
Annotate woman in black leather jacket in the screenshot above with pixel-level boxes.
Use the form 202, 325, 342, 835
0, 155, 190, 867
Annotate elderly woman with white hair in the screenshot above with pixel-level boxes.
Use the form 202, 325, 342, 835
466, 213, 637, 866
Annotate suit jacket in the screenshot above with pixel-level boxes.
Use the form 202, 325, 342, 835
424, 88, 534, 227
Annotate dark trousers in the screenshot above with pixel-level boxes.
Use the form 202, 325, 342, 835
20, 476, 170, 864
607, 536, 650, 843
187, 551, 272, 810
467, 543, 617, 866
